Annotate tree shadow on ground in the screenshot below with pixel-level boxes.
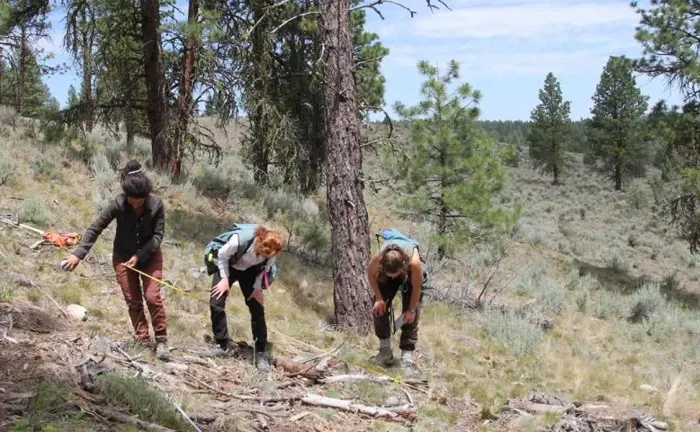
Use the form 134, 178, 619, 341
573, 259, 700, 310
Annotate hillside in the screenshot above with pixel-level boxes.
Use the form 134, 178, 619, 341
0, 113, 698, 432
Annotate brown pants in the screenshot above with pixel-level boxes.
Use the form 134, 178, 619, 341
112, 249, 167, 343
374, 277, 421, 351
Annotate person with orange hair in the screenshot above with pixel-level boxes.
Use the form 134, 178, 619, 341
203, 224, 283, 371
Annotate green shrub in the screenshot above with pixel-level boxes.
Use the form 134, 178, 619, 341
192, 165, 230, 196
534, 278, 566, 314
0, 150, 15, 185
65, 137, 96, 164
628, 282, 665, 323
513, 261, 547, 296
603, 249, 628, 274
91, 154, 116, 190
19, 197, 48, 226
593, 290, 621, 319
263, 189, 306, 220
95, 372, 191, 431
32, 154, 61, 182
483, 310, 544, 357
43, 123, 67, 144
627, 183, 649, 211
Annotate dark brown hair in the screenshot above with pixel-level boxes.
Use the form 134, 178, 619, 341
377, 244, 410, 283
120, 160, 152, 198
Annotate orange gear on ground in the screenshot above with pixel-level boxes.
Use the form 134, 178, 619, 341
42, 232, 82, 248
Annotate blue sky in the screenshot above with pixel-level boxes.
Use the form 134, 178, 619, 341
39, 0, 683, 121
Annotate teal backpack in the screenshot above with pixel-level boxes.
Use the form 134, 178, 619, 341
375, 228, 430, 291
203, 223, 278, 288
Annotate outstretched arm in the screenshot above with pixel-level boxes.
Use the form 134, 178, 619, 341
408, 248, 423, 312
72, 200, 120, 260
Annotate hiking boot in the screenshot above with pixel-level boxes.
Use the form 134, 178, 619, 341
255, 352, 271, 372
374, 347, 394, 366
400, 350, 414, 368
155, 342, 171, 361
204, 341, 236, 358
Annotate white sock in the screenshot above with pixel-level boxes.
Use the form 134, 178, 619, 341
379, 338, 391, 350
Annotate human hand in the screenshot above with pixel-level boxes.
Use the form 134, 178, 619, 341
122, 255, 139, 268
247, 289, 264, 306
404, 310, 416, 324
211, 278, 230, 300
61, 254, 81, 271
373, 300, 386, 317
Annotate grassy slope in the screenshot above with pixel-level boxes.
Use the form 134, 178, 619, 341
0, 115, 698, 431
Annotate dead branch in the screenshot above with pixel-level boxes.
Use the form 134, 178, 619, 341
271, 11, 319, 33
274, 357, 323, 381
400, 388, 414, 407
319, 374, 427, 387
352, 0, 417, 17
476, 251, 505, 305
92, 406, 177, 432
300, 393, 414, 423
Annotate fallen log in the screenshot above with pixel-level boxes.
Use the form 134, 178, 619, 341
300, 393, 414, 423
319, 374, 427, 386
92, 406, 177, 432
508, 400, 571, 415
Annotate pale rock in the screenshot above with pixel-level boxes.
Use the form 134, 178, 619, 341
639, 384, 658, 394
66, 304, 88, 321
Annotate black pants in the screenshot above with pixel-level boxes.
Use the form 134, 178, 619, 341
210, 266, 267, 352
373, 277, 423, 351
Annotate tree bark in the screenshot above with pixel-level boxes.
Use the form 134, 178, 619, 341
140, 0, 172, 172
79, 7, 94, 133
615, 159, 622, 191
250, 0, 270, 185
18, 23, 27, 115
172, 0, 199, 178
320, 0, 373, 332
0, 46, 4, 105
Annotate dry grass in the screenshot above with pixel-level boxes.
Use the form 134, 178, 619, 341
1, 120, 699, 430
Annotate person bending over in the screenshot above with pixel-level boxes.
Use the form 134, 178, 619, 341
206, 224, 282, 371
368, 232, 427, 368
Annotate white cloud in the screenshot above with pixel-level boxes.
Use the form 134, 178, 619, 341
409, 1, 637, 39
372, 0, 644, 77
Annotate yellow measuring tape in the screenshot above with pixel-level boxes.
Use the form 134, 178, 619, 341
122, 264, 418, 391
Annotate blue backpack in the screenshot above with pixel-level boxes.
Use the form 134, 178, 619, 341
203, 223, 278, 288
375, 228, 430, 291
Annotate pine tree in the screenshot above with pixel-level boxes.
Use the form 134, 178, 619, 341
394, 60, 520, 260
527, 72, 571, 185
589, 56, 649, 191
632, 0, 700, 253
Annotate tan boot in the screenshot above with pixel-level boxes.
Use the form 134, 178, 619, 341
374, 347, 394, 365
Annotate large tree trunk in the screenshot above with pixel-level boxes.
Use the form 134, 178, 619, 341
80, 9, 93, 133
319, 0, 373, 332
140, 0, 172, 172
18, 23, 27, 115
250, 0, 270, 185
172, 0, 199, 178
0, 46, 4, 105
614, 163, 622, 191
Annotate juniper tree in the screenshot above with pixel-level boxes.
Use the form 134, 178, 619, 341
394, 60, 520, 260
527, 72, 572, 185
589, 55, 649, 190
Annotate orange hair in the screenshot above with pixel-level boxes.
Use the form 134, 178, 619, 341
253, 225, 283, 257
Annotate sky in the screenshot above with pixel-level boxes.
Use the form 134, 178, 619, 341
38, 0, 684, 121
